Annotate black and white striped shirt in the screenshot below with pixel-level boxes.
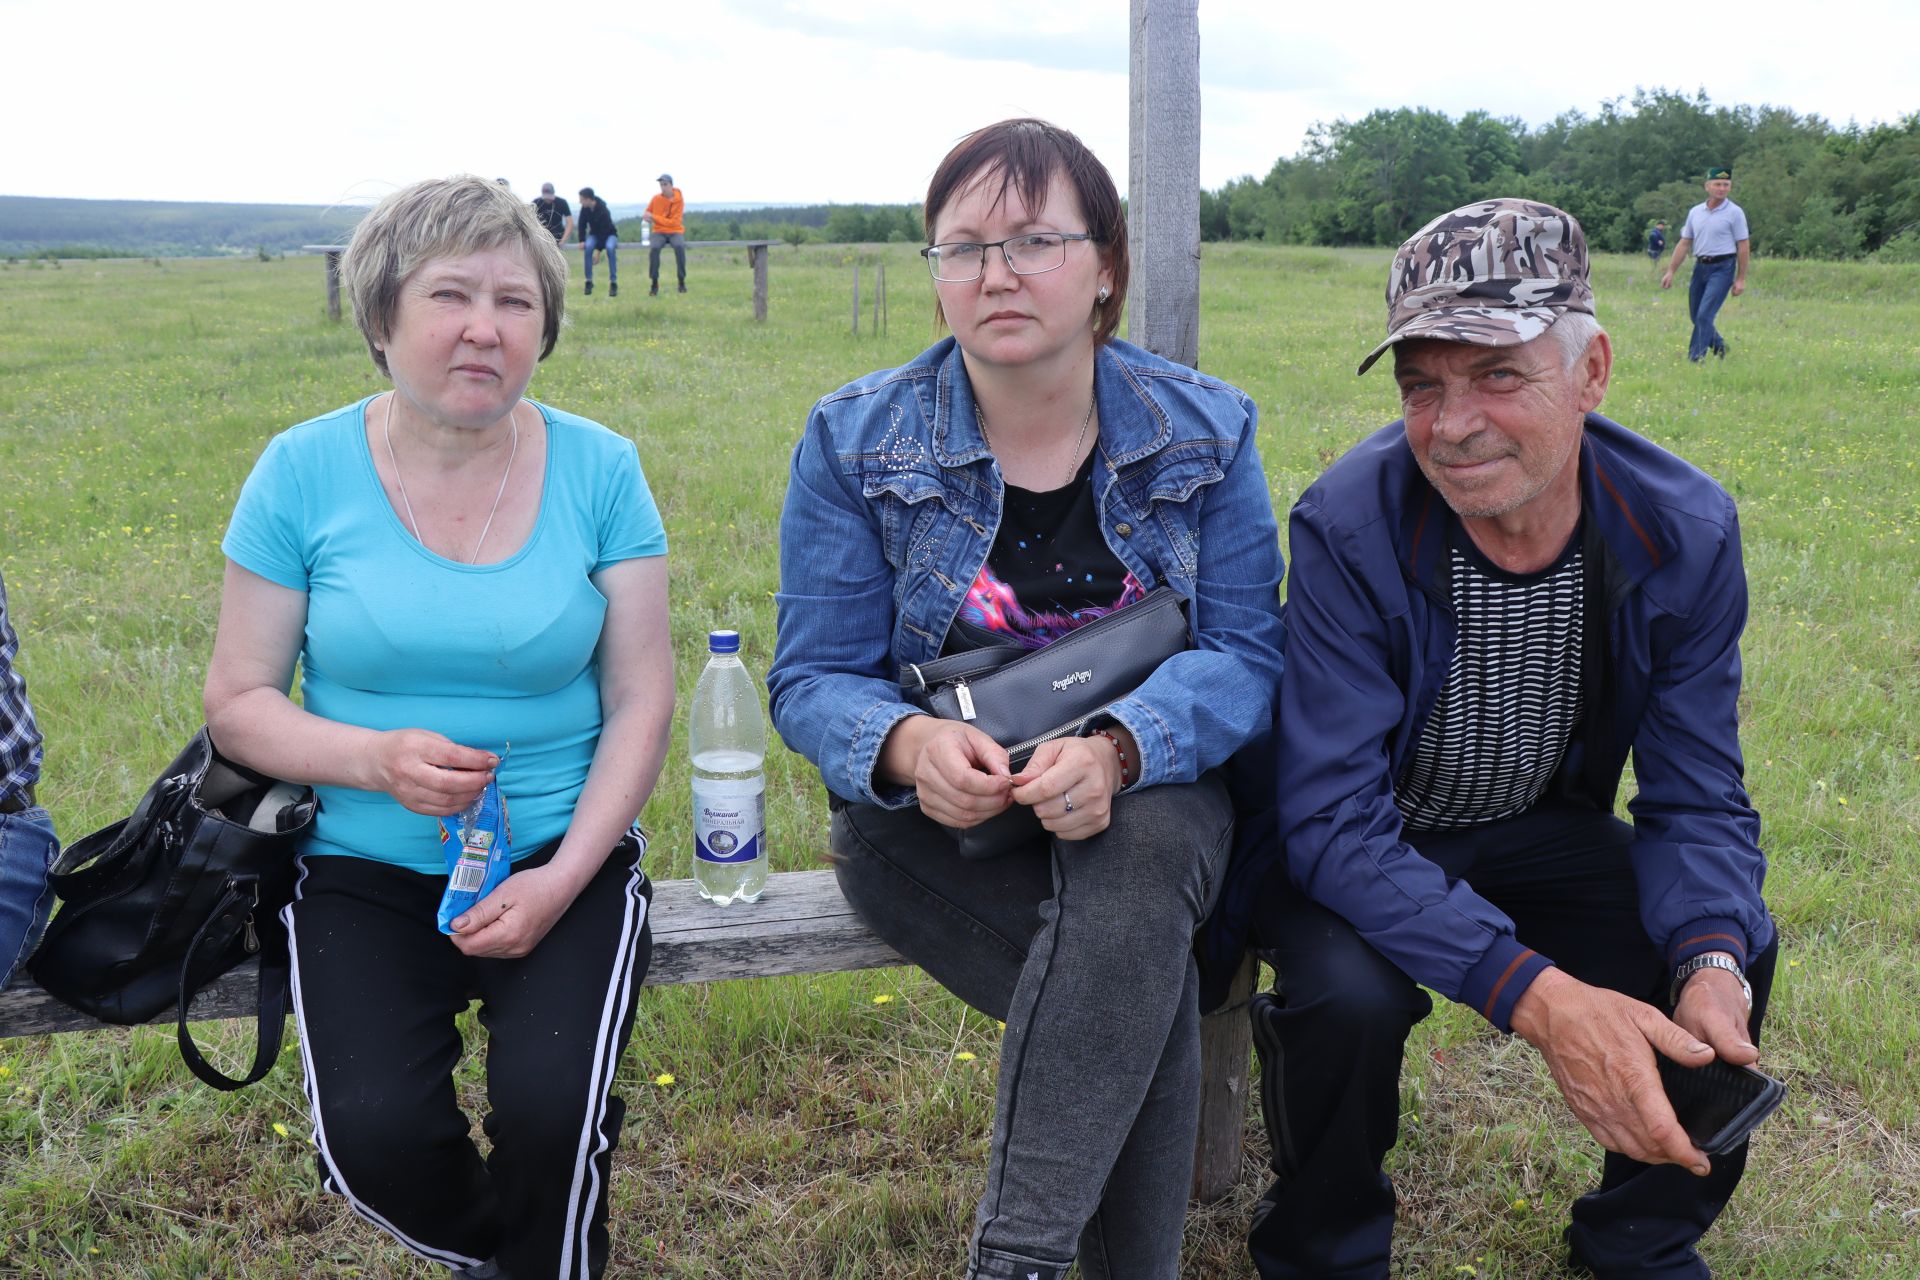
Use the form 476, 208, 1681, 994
1395, 526, 1585, 831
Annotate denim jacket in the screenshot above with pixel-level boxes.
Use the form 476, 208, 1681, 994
768, 337, 1286, 810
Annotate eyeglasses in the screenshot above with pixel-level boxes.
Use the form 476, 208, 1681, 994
920, 232, 1092, 283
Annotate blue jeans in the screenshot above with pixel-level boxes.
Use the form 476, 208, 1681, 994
830, 776, 1234, 1280
1686, 257, 1735, 361
0, 805, 58, 988
582, 235, 617, 285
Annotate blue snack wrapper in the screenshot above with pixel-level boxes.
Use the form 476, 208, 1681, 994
437, 779, 513, 935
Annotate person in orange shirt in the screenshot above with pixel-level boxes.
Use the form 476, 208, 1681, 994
645, 174, 687, 295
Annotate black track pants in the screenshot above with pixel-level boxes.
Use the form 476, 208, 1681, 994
284, 833, 651, 1280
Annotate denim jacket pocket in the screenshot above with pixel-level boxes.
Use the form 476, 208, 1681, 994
1107, 445, 1228, 581
851, 455, 958, 573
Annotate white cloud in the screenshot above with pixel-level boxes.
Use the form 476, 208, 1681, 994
2, 0, 1911, 206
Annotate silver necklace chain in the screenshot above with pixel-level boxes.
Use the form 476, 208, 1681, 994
977, 389, 1097, 487
381, 394, 520, 564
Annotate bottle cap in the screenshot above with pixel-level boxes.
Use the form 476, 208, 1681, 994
708, 629, 741, 654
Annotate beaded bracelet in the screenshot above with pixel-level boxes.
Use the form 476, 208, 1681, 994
1091, 729, 1133, 790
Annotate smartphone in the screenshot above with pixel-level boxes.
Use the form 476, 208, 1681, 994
1656, 1055, 1786, 1155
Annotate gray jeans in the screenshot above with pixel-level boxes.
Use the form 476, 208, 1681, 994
830, 775, 1233, 1280
648, 232, 686, 284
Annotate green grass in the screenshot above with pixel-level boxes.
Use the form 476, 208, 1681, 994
2, 243, 1917, 1277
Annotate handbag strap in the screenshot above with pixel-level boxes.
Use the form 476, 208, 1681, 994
175, 879, 288, 1092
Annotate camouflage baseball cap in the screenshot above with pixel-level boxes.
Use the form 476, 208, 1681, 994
1356, 198, 1594, 376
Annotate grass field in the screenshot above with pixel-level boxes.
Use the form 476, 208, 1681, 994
1, 242, 1917, 1278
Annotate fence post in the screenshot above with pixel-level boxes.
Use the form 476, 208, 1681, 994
1128, 0, 1201, 369
325, 250, 343, 322
751, 245, 769, 322
852, 264, 861, 337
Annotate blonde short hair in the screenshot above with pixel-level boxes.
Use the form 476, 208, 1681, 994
343, 174, 566, 376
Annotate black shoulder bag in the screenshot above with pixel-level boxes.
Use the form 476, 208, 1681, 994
898, 586, 1191, 859
28, 728, 314, 1090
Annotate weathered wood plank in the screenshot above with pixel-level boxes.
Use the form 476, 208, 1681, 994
646, 870, 904, 984
0, 870, 901, 1036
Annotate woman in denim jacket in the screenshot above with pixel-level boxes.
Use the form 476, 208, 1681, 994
767, 119, 1285, 1280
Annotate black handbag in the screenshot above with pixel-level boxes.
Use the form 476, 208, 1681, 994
899, 587, 1191, 858
28, 728, 314, 1090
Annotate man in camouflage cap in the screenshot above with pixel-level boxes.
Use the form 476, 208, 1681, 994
1245, 198, 1776, 1279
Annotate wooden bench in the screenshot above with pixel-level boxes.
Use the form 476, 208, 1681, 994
304, 240, 783, 324
0, 868, 1255, 1201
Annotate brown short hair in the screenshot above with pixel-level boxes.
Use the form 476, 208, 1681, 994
923, 118, 1129, 345
343, 174, 566, 376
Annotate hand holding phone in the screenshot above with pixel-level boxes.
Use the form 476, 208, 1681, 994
1656, 1054, 1785, 1155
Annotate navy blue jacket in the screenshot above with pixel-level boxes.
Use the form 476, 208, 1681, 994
1274, 413, 1773, 1031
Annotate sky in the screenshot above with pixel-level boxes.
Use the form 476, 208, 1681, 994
4, 0, 1915, 209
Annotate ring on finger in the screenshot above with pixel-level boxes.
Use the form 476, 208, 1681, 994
1063, 791, 1074, 815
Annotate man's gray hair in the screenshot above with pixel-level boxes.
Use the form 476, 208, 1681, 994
343, 174, 567, 377
1546, 311, 1604, 371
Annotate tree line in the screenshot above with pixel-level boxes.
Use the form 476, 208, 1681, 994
1199, 90, 1920, 261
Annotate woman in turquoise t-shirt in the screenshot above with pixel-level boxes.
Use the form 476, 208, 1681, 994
203, 175, 672, 1280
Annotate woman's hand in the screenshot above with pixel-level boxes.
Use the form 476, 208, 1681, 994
1011, 732, 1127, 841
880, 717, 1014, 828
448, 862, 581, 958
372, 729, 497, 816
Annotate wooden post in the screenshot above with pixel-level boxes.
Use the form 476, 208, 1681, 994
852, 263, 861, 336
324, 250, 343, 322
1192, 953, 1256, 1202
1127, 0, 1202, 368
873, 262, 884, 335
750, 245, 769, 322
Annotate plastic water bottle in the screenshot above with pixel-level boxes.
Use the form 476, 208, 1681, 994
690, 629, 769, 904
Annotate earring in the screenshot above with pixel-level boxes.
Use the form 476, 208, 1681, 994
1097, 286, 1110, 303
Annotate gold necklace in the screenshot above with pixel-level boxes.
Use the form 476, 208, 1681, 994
382, 395, 520, 564
977, 390, 1097, 487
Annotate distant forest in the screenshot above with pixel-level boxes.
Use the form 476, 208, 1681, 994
9, 91, 1915, 261
1200, 90, 1920, 261
0, 196, 363, 258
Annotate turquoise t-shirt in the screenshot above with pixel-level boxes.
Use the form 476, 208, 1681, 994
221, 397, 668, 872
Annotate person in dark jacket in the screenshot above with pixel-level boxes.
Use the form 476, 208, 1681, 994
1246, 199, 1776, 1280
576, 187, 618, 297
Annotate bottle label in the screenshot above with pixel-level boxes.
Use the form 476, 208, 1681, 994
692, 776, 765, 865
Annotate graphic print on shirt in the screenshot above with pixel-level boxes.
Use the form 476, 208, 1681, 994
957, 561, 1144, 650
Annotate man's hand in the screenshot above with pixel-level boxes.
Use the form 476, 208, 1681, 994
449, 862, 581, 958
1510, 967, 1714, 1175
1731, 278, 1747, 297
1672, 963, 1758, 1066
1660, 269, 1676, 290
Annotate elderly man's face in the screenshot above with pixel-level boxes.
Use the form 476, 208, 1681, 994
1393, 329, 1610, 521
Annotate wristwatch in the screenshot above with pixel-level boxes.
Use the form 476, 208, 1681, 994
1670, 952, 1752, 1010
